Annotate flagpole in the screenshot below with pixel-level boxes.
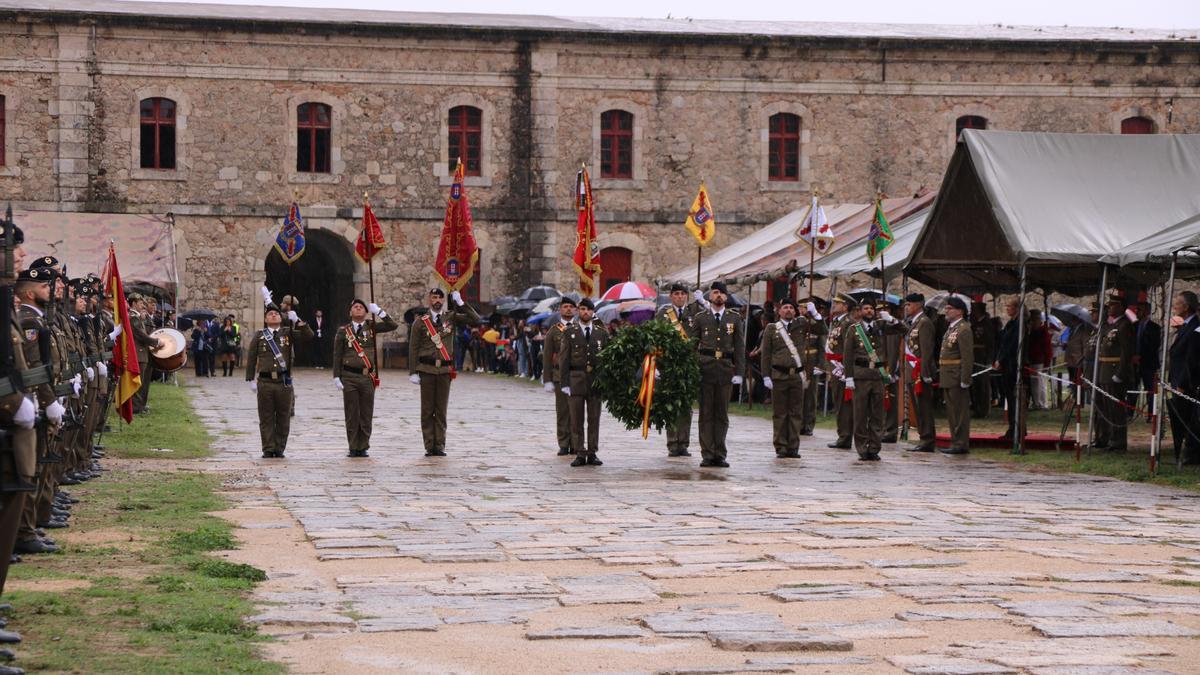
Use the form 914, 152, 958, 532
365, 192, 379, 379
808, 187, 818, 300
696, 246, 702, 290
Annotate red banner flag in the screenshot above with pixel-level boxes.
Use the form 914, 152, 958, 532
434, 159, 480, 292
102, 244, 141, 424
355, 198, 387, 263
572, 166, 601, 296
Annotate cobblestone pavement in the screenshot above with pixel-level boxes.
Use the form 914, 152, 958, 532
194, 370, 1200, 674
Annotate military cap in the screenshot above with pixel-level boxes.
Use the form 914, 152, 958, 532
350, 298, 369, 310
428, 288, 446, 298
945, 295, 968, 312
280, 294, 299, 308
709, 281, 729, 295
778, 297, 799, 310
558, 296, 577, 307
668, 282, 688, 293
17, 268, 50, 283
127, 292, 143, 303
579, 298, 595, 310
264, 302, 281, 315
904, 292, 925, 303
29, 255, 59, 270
833, 293, 857, 308
802, 296, 828, 309
1105, 290, 1127, 305
0, 222, 24, 245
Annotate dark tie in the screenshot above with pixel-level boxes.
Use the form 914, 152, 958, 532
585, 327, 591, 342
355, 324, 362, 338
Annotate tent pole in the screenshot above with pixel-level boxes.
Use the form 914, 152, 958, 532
1153, 254, 1177, 475
1013, 263, 1027, 455
1085, 264, 1109, 455
900, 273, 910, 442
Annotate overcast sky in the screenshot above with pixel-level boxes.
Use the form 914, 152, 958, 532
153, 0, 1199, 29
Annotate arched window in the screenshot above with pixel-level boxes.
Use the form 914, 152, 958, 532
598, 247, 632, 292
955, 115, 988, 139
448, 105, 482, 176
1121, 116, 1156, 134
296, 102, 332, 173
768, 113, 800, 181
139, 97, 176, 169
600, 110, 634, 179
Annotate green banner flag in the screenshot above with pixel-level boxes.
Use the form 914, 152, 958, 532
865, 198, 894, 263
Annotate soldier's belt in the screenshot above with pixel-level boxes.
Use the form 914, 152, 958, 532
804, 348, 819, 355
0, 377, 14, 398
772, 366, 801, 375
699, 348, 732, 360
853, 358, 878, 367
258, 371, 284, 380
940, 359, 962, 365
54, 382, 73, 397
341, 366, 372, 375
1098, 357, 1121, 363
101, 351, 113, 360
418, 356, 449, 367
569, 365, 595, 373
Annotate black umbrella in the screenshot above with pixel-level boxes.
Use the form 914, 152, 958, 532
180, 308, 217, 321
1051, 303, 1095, 329
518, 285, 561, 302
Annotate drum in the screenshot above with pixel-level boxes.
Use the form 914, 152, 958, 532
150, 328, 188, 373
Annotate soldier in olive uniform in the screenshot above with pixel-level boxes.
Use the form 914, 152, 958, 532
557, 298, 609, 467
246, 303, 312, 458
655, 283, 705, 457
798, 298, 829, 436
333, 299, 399, 457
969, 299, 997, 419
825, 294, 857, 449
1094, 291, 1136, 451
881, 296, 902, 443
903, 293, 938, 452
408, 289, 479, 457
542, 296, 577, 455
128, 294, 160, 414
761, 298, 824, 458
842, 300, 897, 461
939, 296, 975, 454
691, 281, 745, 468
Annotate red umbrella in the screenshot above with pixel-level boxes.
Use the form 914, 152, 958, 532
600, 281, 655, 302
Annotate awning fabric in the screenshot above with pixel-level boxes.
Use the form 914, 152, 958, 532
15, 211, 177, 289
1098, 211, 1200, 273
906, 130, 1200, 294
811, 208, 930, 279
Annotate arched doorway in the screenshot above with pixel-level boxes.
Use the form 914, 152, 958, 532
599, 246, 632, 292
265, 229, 355, 367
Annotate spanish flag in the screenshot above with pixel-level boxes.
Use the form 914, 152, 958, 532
103, 244, 141, 424
684, 182, 716, 246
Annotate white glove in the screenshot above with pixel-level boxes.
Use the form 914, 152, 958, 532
543, 382, 555, 393
731, 375, 744, 386
367, 303, 381, 315
845, 377, 856, 390
46, 400, 65, 425
561, 386, 572, 396
1124, 308, 1138, 323
85, 366, 95, 381
1112, 375, 1122, 384
287, 310, 299, 323
800, 372, 809, 388
654, 369, 661, 380
14, 397, 35, 429
248, 380, 257, 393
334, 377, 344, 391
813, 367, 822, 376
923, 376, 933, 384
832, 362, 845, 378
879, 310, 895, 323
96, 362, 107, 378
71, 375, 82, 397
451, 291, 463, 306
693, 290, 705, 303
261, 286, 273, 305
960, 381, 971, 389
409, 373, 421, 385
763, 377, 774, 390
108, 325, 122, 342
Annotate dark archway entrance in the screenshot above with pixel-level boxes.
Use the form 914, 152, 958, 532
265, 229, 355, 367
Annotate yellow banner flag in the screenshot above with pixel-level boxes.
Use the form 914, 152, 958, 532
683, 182, 717, 247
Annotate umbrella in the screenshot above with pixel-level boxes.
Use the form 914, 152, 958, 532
597, 299, 656, 324
1051, 303, 1095, 329
925, 292, 973, 314
518, 285, 561, 302
180, 308, 217, 321
527, 311, 553, 326
600, 281, 656, 302
481, 328, 499, 344
846, 288, 883, 306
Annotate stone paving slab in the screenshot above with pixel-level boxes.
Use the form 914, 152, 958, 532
706, 631, 853, 652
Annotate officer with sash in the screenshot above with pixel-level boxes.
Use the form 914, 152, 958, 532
798, 297, 828, 436
842, 299, 900, 461
333, 298, 398, 457
825, 294, 858, 449
408, 288, 479, 457
760, 297, 823, 458
246, 302, 311, 458
692, 281, 745, 468
903, 293, 938, 452
542, 296, 577, 456
939, 296, 974, 454
654, 283, 705, 457
558, 298, 609, 467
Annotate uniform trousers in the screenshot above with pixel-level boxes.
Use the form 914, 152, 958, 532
910, 382, 936, 442
800, 375, 818, 434
133, 360, 153, 412
419, 372, 452, 452
341, 371, 376, 452
945, 383, 971, 449
554, 387, 572, 451
698, 360, 733, 462
667, 406, 693, 453
771, 375, 803, 454
257, 378, 293, 454
569, 391, 602, 455
851, 376, 884, 457
970, 362, 991, 418
832, 377, 853, 445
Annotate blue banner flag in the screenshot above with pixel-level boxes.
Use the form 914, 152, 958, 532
274, 202, 306, 265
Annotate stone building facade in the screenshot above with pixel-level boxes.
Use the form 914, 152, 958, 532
0, 0, 1197, 331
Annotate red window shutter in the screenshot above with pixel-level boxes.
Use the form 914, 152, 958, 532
768, 113, 800, 181
448, 106, 482, 176
600, 110, 634, 179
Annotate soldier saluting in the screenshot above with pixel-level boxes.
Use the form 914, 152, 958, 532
558, 298, 609, 467
692, 281, 745, 468
654, 282, 705, 457
542, 296, 577, 456
902, 293, 938, 452
333, 299, 398, 458
246, 302, 311, 458
760, 298, 824, 458
842, 300, 902, 461
408, 288, 479, 457
938, 296, 974, 455
825, 294, 857, 449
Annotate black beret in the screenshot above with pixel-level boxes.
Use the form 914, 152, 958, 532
669, 283, 688, 293
17, 268, 50, 282
904, 292, 925, 303
945, 296, 968, 312
29, 255, 58, 269
778, 297, 799, 310
709, 281, 729, 295
0, 222, 23, 245
579, 298, 595, 310
350, 298, 369, 310
264, 303, 281, 315
558, 296, 577, 307
428, 288, 446, 298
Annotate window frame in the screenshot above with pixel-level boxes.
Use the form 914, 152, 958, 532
447, 105, 483, 177
296, 102, 332, 174
599, 109, 634, 180
767, 112, 801, 182
1120, 116, 1156, 134
139, 97, 177, 170
955, 114, 988, 139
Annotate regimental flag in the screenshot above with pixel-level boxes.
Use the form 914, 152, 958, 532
865, 197, 894, 263
273, 202, 306, 264
434, 159, 480, 292
683, 182, 717, 246
102, 244, 141, 424
356, 197, 387, 263
572, 166, 602, 296
796, 195, 835, 254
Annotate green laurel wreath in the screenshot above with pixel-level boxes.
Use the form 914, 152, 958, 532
595, 319, 701, 433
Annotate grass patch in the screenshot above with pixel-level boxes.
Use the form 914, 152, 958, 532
969, 446, 1200, 493
102, 381, 212, 459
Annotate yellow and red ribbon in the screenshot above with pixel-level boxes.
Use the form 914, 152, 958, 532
636, 351, 660, 439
